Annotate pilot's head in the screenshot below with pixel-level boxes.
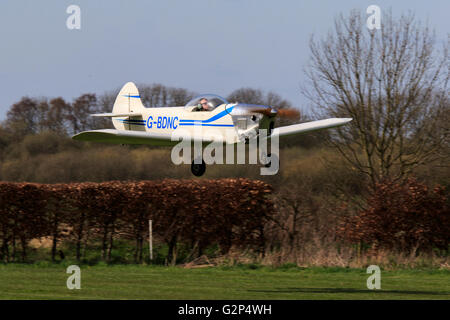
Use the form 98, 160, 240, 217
200, 98, 209, 110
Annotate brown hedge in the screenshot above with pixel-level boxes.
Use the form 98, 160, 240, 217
0, 179, 273, 263
337, 178, 449, 252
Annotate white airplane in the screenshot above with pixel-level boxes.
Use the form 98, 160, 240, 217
72, 82, 352, 176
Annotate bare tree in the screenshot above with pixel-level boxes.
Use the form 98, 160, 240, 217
303, 10, 449, 187
266, 182, 317, 262
66, 94, 98, 134
5, 96, 72, 137
44, 98, 72, 134
227, 88, 292, 109
138, 84, 196, 107
6, 97, 40, 137
97, 90, 119, 129
168, 87, 196, 106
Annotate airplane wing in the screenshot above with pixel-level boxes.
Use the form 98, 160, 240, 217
73, 119, 352, 146
72, 129, 217, 146
270, 118, 352, 138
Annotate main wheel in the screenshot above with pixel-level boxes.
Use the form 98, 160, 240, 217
191, 159, 206, 176
264, 153, 279, 170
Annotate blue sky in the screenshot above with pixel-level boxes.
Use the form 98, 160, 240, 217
0, 0, 448, 119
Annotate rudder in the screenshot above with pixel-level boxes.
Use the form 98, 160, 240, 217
112, 82, 145, 115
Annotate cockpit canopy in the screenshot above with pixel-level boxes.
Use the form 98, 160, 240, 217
185, 94, 229, 111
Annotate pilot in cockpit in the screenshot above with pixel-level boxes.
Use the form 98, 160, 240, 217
194, 98, 211, 111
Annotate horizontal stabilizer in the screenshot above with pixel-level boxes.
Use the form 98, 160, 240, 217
91, 112, 143, 117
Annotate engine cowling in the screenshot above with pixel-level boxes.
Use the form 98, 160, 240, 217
230, 104, 275, 141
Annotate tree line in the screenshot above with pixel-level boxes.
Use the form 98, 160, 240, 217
1, 84, 297, 140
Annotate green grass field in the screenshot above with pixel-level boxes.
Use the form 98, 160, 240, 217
0, 264, 449, 300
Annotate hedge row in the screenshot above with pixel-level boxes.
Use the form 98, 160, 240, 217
338, 178, 449, 252
0, 179, 273, 263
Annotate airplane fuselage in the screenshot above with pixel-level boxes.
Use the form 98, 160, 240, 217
113, 104, 249, 145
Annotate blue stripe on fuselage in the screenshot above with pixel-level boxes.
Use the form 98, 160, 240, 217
114, 106, 234, 128
179, 106, 234, 123
178, 123, 234, 127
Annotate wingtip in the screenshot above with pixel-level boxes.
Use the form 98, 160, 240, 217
71, 133, 83, 140
330, 117, 353, 124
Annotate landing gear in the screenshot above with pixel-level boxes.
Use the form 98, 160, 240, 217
264, 153, 272, 168
261, 152, 274, 168
191, 158, 206, 176
262, 152, 279, 173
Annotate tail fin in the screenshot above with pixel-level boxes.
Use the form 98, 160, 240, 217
109, 82, 145, 130
113, 82, 145, 115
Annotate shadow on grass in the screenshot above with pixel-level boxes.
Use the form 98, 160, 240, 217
248, 287, 450, 296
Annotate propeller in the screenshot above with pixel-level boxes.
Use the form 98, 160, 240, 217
275, 108, 301, 119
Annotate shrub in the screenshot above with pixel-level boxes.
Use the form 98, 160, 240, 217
338, 178, 449, 253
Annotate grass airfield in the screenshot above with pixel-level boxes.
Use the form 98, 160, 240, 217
0, 264, 448, 300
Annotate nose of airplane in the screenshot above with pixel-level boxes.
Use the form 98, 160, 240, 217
231, 104, 300, 119
231, 104, 277, 117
